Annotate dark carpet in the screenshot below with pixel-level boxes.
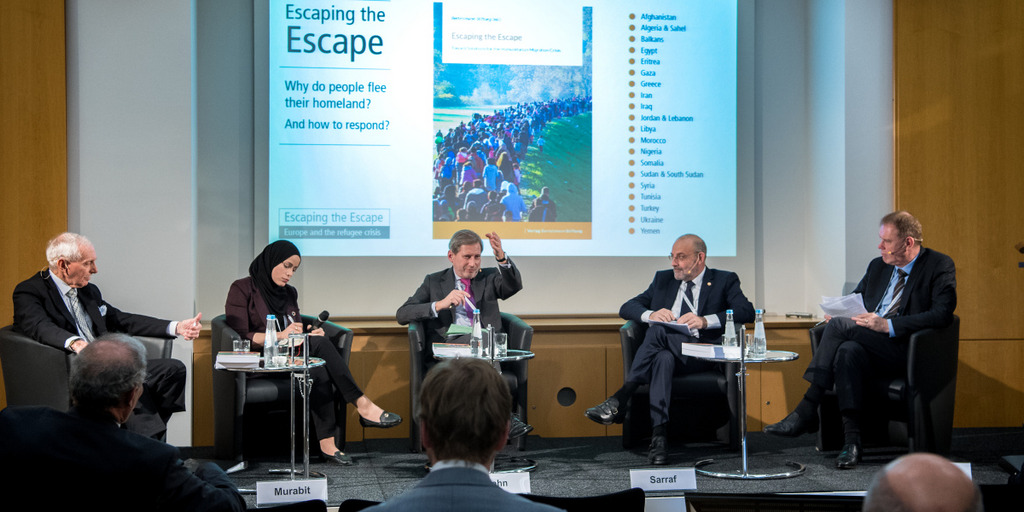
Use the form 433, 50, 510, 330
201, 427, 1024, 509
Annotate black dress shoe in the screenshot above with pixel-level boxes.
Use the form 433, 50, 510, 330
764, 411, 819, 437
836, 443, 861, 469
359, 411, 402, 429
648, 435, 668, 465
509, 415, 534, 439
321, 450, 353, 466
585, 397, 625, 425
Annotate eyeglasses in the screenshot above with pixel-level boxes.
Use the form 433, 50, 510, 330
669, 253, 693, 263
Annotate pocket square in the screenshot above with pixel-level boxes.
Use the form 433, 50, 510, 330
99, 305, 107, 316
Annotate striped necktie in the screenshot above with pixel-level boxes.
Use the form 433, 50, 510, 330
883, 269, 908, 319
67, 288, 95, 342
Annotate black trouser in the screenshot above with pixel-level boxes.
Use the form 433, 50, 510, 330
126, 358, 187, 440
627, 324, 716, 427
804, 317, 908, 412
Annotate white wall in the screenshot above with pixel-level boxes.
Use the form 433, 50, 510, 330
66, 0, 197, 445
68, 0, 894, 327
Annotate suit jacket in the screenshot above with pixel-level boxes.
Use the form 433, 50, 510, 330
13, 270, 173, 351
396, 259, 523, 352
0, 406, 245, 512
619, 268, 755, 339
853, 247, 957, 338
224, 276, 301, 341
367, 467, 561, 512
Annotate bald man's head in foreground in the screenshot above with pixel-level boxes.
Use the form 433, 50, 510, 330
863, 453, 982, 512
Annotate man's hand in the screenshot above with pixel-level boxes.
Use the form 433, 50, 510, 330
176, 312, 202, 340
70, 339, 88, 353
439, 289, 471, 310
677, 312, 707, 331
649, 308, 676, 323
485, 232, 505, 261
853, 312, 888, 333
304, 325, 326, 337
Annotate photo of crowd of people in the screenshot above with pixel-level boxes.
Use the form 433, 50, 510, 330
431, 5, 593, 224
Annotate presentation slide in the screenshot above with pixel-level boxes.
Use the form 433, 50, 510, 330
268, 0, 737, 256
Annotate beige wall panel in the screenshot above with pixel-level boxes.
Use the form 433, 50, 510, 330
954, 338, 1024, 427
192, 335, 214, 446
348, 347, 410, 441
529, 345, 609, 438
0, 0, 68, 409
894, 0, 1024, 340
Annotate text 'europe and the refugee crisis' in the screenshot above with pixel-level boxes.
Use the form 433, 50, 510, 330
634, 13, 703, 236
281, 4, 389, 133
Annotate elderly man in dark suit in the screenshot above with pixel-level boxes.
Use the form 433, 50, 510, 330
397, 229, 529, 437
765, 211, 957, 469
0, 333, 245, 512
12, 232, 201, 439
586, 234, 755, 465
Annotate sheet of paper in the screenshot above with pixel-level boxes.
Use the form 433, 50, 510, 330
649, 320, 694, 336
819, 293, 869, 317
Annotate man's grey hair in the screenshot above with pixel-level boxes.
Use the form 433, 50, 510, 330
448, 229, 483, 254
69, 333, 148, 411
46, 232, 92, 269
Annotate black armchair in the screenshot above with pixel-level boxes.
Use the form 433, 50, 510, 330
619, 320, 740, 449
810, 315, 960, 454
0, 324, 174, 411
210, 314, 353, 461
407, 312, 532, 452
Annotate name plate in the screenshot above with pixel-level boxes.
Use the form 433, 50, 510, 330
629, 468, 697, 492
490, 472, 531, 494
256, 479, 327, 507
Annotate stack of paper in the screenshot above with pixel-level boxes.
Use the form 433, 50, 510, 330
215, 351, 259, 370
679, 342, 741, 359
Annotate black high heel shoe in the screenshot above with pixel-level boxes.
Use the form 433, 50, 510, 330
359, 411, 402, 428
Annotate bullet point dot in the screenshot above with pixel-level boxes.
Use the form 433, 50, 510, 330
629, 171, 635, 177
629, 137, 635, 143
629, 160, 635, 166
628, 47, 635, 53
629, 228, 636, 234
629, 25, 635, 31
628, 126, 635, 132
628, 148, 635, 154
629, 194, 635, 200
629, 14, 636, 20
629, 103, 635, 109
629, 114, 635, 121
629, 92, 635, 98
629, 217, 635, 223
629, 36, 635, 42
629, 183, 635, 189
629, 81, 635, 87
629, 205, 635, 211
628, 69, 635, 76
629, 58, 635, 64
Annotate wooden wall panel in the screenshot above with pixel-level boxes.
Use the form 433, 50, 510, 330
894, 0, 1024, 340
0, 0, 68, 409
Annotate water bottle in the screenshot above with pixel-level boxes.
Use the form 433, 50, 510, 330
264, 315, 279, 367
723, 309, 738, 348
751, 309, 767, 359
470, 309, 482, 357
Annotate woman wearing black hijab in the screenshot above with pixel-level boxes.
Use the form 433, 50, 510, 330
225, 240, 401, 464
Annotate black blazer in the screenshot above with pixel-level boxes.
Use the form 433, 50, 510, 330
396, 259, 523, 352
619, 267, 755, 340
853, 247, 957, 339
13, 270, 172, 351
0, 406, 245, 512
